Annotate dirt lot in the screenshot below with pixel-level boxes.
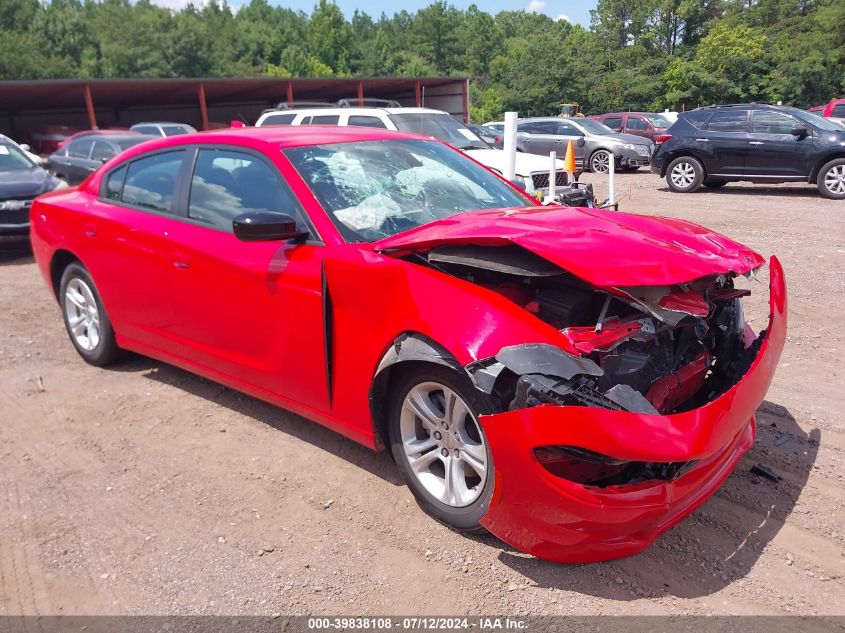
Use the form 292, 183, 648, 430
1, 172, 843, 617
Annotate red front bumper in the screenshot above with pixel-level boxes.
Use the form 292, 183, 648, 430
478, 257, 787, 563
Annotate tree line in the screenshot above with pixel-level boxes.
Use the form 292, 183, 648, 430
1, 0, 843, 120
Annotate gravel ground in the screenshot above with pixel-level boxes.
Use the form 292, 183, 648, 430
0, 171, 843, 617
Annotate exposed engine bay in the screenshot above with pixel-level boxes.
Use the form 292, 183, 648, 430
407, 244, 764, 420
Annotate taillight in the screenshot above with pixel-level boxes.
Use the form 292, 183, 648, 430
655, 134, 672, 145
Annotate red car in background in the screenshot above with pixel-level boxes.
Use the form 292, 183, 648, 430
809, 98, 845, 126
590, 112, 673, 142
30, 126, 786, 563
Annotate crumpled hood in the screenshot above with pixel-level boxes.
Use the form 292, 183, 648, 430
0, 167, 52, 199
372, 206, 765, 288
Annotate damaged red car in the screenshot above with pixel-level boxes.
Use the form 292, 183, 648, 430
30, 126, 786, 563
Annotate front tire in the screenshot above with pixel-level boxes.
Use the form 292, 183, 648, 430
817, 159, 845, 199
589, 149, 612, 173
59, 263, 122, 366
666, 156, 704, 193
388, 364, 496, 533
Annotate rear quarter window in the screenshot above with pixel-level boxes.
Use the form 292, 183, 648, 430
832, 104, 845, 117
260, 113, 296, 126
680, 110, 712, 129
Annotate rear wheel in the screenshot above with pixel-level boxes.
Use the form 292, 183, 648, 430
59, 263, 122, 366
817, 159, 845, 199
388, 364, 496, 532
666, 156, 704, 193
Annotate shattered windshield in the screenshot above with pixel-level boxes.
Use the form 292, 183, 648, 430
284, 139, 530, 242
389, 113, 489, 150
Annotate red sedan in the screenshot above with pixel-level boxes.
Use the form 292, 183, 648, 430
30, 126, 786, 563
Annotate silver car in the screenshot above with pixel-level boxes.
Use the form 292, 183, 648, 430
517, 117, 654, 173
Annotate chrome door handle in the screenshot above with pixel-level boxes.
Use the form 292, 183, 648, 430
695, 138, 710, 142
749, 141, 764, 145
173, 260, 190, 269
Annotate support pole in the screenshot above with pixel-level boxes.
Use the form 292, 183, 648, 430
198, 83, 209, 131
608, 151, 616, 209
415, 81, 421, 107
548, 151, 556, 202
83, 85, 97, 129
463, 79, 469, 123
503, 111, 517, 182
286, 82, 294, 105
357, 80, 364, 106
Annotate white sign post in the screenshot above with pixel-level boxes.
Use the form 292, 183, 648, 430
503, 111, 518, 182
548, 151, 556, 202
608, 152, 616, 209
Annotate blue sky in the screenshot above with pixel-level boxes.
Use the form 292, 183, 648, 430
153, 0, 596, 27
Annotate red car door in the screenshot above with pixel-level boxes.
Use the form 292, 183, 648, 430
153, 147, 329, 412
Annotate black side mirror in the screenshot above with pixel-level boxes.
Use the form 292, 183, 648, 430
791, 127, 809, 138
233, 211, 309, 242
576, 136, 586, 147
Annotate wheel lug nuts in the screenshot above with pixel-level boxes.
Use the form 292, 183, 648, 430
441, 448, 449, 457
434, 431, 442, 440
442, 424, 449, 431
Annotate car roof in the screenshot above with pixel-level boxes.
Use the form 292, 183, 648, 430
108, 125, 430, 155
259, 107, 447, 119
691, 103, 791, 111
131, 121, 193, 126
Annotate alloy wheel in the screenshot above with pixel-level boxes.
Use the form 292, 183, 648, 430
590, 151, 610, 173
670, 161, 696, 188
823, 165, 845, 195
64, 277, 101, 352
399, 381, 488, 508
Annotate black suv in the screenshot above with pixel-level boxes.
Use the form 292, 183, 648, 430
651, 104, 845, 199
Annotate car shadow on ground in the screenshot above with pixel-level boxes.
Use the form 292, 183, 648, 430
105, 354, 817, 599
656, 184, 822, 198
492, 400, 818, 599
115, 356, 406, 487
0, 244, 34, 264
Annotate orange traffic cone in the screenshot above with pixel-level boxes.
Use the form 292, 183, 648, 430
563, 139, 576, 183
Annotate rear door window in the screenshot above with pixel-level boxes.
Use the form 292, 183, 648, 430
682, 110, 713, 129
706, 110, 749, 132
309, 115, 340, 125
348, 116, 388, 128
91, 141, 116, 162
603, 116, 623, 130
832, 104, 845, 117
520, 121, 556, 134
261, 113, 295, 126
68, 138, 94, 159
121, 150, 187, 213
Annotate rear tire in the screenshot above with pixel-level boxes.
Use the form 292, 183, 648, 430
817, 159, 845, 200
387, 364, 496, 533
59, 263, 122, 366
666, 156, 704, 193
703, 179, 728, 189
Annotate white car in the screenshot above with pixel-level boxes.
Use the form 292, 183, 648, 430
129, 122, 197, 137
255, 107, 569, 197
